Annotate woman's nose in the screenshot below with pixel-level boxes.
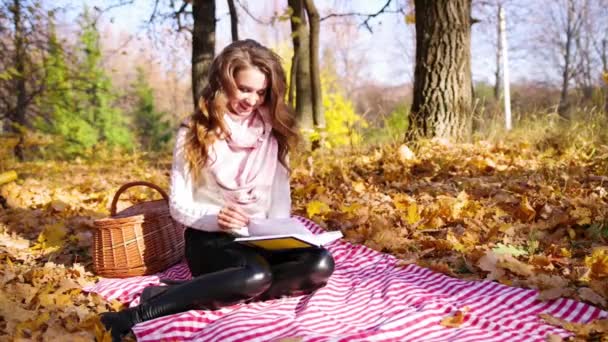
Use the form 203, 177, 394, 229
245, 95, 257, 106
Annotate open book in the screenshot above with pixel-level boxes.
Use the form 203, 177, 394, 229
233, 218, 343, 251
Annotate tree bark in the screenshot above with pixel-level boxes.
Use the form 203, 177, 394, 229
303, 0, 324, 130
494, 4, 502, 100
11, 0, 27, 160
192, 0, 216, 110
288, 0, 314, 131
602, 39, 607, 115
408, 0, 473, 142
288, 54, 297, 108
558, 0, 577, 118
227, 0, 238, 42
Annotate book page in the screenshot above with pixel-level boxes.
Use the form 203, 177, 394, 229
237, 236, 318, 250
246, 218, 312, 236
234, 230, 343, 250
314, 231, 343, 246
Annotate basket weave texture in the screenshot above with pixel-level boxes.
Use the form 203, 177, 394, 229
92, 181, 185, 278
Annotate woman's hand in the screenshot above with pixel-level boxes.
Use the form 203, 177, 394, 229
218, 204, 250, 231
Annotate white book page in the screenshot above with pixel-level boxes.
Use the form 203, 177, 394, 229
234, 230, 343, 247
314, 231, 343, 245
246, 218, 313, 236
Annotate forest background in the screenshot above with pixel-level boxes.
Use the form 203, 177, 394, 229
1, 0, 608, 340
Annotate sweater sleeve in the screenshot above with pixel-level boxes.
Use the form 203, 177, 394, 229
168, 127, 222, 232
267, 163, 291, 218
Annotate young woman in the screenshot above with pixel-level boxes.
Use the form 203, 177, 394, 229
100, 39, 335, 341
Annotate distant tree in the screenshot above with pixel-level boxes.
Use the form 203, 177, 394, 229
73, 9, 133, 150
227, 0, 239, 41
288, 0, 314, 131
35, 14, 98, 154
407, 0, 473, 141
141, 0, 216, 109
303, 0, 324, 132
132, 67, 172, 151
599, 5, 608, 115
7, 0, 28, 158
0, 0, 49, 159
191, 0, 216, 109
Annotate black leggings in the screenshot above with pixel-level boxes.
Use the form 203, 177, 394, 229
184, 228, 335, 305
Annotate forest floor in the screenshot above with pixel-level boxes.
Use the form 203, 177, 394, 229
1, 134, 607, 341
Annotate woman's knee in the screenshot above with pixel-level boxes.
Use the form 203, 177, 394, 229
308, 248, 335, 283
241, 256, 273, 296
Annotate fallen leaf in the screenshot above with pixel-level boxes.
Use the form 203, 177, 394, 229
578, 287, 607, 307
498, 254, 534, 277
440, 310, 466, 328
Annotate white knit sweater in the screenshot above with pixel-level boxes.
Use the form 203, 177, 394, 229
169, 127, 291, 232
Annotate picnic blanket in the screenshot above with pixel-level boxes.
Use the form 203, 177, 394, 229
86, 217, 607, 342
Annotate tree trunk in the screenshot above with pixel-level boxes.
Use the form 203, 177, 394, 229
303, 0, 324, 130
558, 0, 576, 118
227, 0, 238, 42
288, 0, 314, 131
603, 39, 608, 115
11, 0, 27, 160
494, 4, 502, 100
192, 0, 216, 110
288, 54, 297, 108
408, 0, 473, 142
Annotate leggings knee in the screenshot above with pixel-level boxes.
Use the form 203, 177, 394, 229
241, 259, 273, 296
309, 249, 335, 284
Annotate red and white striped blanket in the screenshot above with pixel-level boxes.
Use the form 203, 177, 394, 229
86, 217, 607, 342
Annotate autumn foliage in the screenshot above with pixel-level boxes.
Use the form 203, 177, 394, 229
1, 130, 608, 340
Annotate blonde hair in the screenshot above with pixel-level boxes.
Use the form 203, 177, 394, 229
183, 39, 299, 183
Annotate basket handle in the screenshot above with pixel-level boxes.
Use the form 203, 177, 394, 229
110, 181, 170, 216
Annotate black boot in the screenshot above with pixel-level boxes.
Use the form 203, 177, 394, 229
100, 263, 272, 342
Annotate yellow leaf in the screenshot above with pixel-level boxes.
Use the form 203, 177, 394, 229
37, 222, 68, 249
567, 228, 576, 240
110, 300, 124, 312
570, 206, 592, 225
15, 312, 50, 338
446, 232, 466, 253
49, 200, 69, 212
340, 203, 361, 214
407, 202, 420, 225
585, 248, 608, 279
392, 193, 413, 211
517, 196, 536, 222
440, 310, 466, 328
497, 254, 534, 277
0, 170, 17, 185
306, 200, 331, 218
80, 315, 113, 342
453, 191, 470, 218
54, 293, 73, 307
352, 181, 366, 193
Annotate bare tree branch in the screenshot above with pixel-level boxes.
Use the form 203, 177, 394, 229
320, 0, 404, 33
234, 0, 273, 25
94, 0, 135, 15
148, 0, 161, 24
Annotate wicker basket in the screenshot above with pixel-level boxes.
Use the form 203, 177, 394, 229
92, 181, 185, 278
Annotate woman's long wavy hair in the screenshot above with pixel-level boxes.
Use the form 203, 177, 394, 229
183, 39, 299, 183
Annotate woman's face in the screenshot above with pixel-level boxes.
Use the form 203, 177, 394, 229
228, 67, 268, 117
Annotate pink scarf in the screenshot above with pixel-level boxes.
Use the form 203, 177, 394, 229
208, 108, 278, 217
